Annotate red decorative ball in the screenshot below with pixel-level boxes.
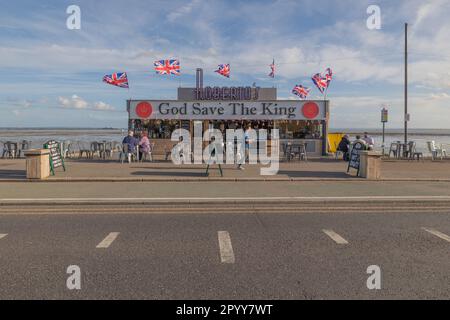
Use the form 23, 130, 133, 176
135, 102, 153, 118
302, 102, 319, 119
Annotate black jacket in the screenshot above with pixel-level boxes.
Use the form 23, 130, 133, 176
337, 137, 350, 152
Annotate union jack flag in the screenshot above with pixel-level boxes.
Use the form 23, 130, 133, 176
292, 85, 310, 99
215, 64, 230, 78
154, 59, 180, 75
312, 68, 333, 94
268, 59, 275, 78
312, 73, 327, 93
102, 72, 129, 88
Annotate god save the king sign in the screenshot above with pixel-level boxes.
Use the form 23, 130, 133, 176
129, 100, 326, 121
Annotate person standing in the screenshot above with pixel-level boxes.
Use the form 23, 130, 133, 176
139, 132, 151, 161
236, 124, 249, 170
122, 130, 138, 163
244, 124, 254, 161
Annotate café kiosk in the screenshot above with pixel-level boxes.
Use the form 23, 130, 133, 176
127, 69, 330, 158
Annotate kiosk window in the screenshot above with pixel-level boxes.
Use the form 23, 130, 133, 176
277, 120, 322, 139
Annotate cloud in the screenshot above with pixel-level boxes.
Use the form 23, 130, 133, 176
0, 1, 446, 87
93, 101, 115, 110
58, 95, 88, 109
1, 1, 450, 128
57, 95, 114, 111
430, 93, 450, 100
329, 92, 450, 129
411, 0, 449, 32
1, 97, 37, 109
167, 0, 201, 22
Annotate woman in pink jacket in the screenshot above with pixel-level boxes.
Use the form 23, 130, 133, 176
139, 132, 151, 161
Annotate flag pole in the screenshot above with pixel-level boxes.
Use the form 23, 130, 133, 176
127, 74, 132, 101
127, 73, 132, 123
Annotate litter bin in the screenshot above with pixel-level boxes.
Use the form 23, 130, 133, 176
359, 151, 382, 179
24, 149, 50, 179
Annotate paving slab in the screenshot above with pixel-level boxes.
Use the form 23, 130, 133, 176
2, 158, 450, 181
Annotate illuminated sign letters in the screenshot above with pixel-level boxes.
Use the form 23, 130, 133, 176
195, 86, 259, 100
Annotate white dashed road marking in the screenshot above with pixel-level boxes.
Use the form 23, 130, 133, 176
0, 234, 7, 240
322, 229, 349, 244
96, 232, 120, 248
218, 231, 235, 263
422, 228, 450, 243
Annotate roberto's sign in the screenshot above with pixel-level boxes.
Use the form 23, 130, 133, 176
129, 100, 326, 120
195, 86, 258, 100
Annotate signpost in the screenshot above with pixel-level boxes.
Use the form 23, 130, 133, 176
43, 140, 66, 175
381, 107, 388, 155
347, 141, 366, 176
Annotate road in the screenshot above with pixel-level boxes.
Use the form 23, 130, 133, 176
0, 209, 449, 299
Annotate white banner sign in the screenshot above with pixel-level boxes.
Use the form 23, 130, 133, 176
129, 100, 326, 120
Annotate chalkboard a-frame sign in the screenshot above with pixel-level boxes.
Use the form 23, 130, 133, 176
347, 141, 366, 175
43, 140, 66, 175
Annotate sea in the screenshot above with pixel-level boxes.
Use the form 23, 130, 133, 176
1, 127, 450, 155
331, 128, 450, 154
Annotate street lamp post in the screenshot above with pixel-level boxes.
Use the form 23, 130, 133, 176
404, 23, 408, 147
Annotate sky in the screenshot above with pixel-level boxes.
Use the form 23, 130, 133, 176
0, 0, 449, 129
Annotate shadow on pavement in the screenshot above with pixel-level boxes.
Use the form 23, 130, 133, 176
131, 171, 207, 177
277, 170, 355, 179
66, 159, 120, 164
129, 165, 238, 171
0, 169, 26, 179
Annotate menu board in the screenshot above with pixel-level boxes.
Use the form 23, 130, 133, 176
347, 141, 366, 174
44, 140, 65, 175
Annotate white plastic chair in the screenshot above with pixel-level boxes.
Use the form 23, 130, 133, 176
389, 142, 400, 158
61, 140, 72, 159
427, 141, 447, 160
78, 141, 92, 158
120, 143, 137, 163
334, 142, 344, 160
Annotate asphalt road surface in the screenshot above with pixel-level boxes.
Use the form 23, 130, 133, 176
0, 210, 449, 299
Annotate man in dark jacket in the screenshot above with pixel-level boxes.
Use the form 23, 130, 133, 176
337, 134, 351, 161
122, 130, 138, 163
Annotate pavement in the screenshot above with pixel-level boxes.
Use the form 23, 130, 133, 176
0, 210, 449, 299
2, 157, 450, 181
2, 180, 450, 204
